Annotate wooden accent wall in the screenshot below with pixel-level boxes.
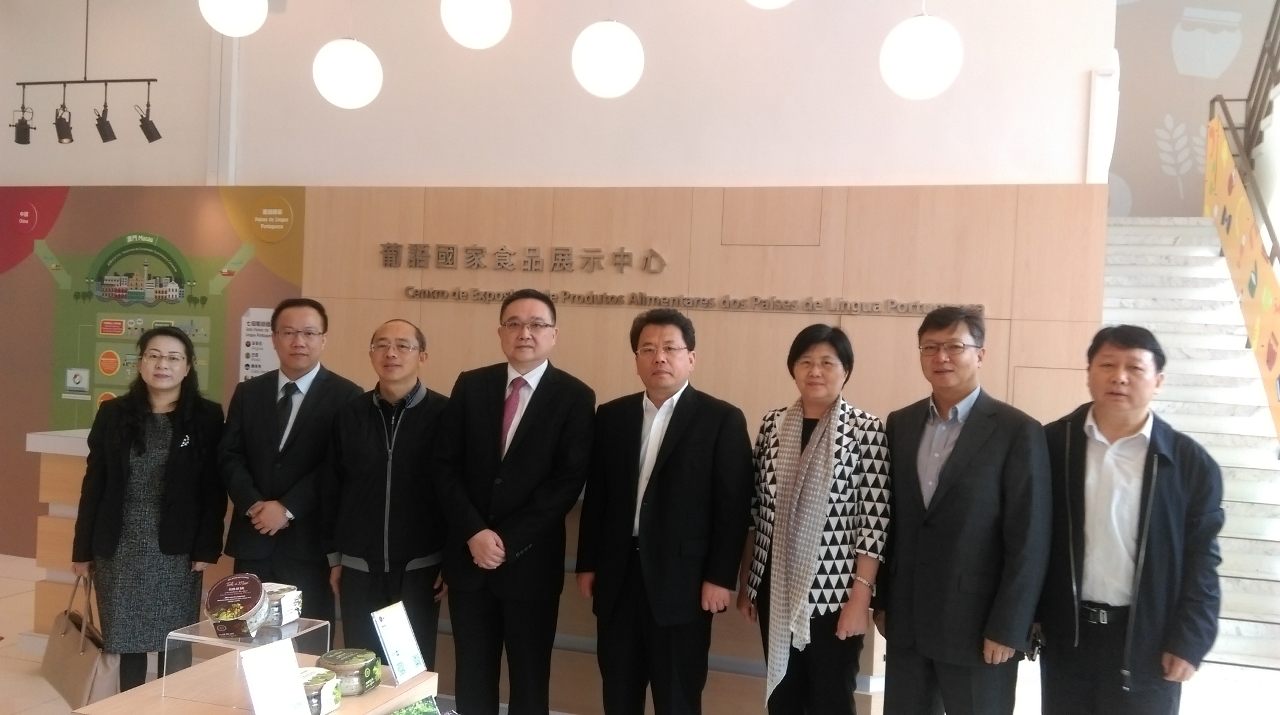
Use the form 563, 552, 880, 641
302, 184, 1104, 714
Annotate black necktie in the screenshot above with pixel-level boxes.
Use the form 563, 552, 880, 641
277, 382, 298, 446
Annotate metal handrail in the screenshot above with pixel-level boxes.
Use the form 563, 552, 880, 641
1242, 1, 1280, 157
1211, 96, 1280, 263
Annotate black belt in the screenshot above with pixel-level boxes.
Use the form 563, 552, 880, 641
631, 536, 640, 551
1081, 601, 1129, 625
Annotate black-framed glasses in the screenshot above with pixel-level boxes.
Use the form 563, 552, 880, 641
919, 341, 981, 357
275, 328, 325, 341
501, 320, 555, 334
635, 345, 690, 359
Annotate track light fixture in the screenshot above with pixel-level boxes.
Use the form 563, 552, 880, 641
54, 86, 73, 144
12, 1, 159, 146
9, 86, 34, 145
94, 83, 115, 142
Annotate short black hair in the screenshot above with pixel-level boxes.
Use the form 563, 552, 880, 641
787, 324, 854, 385
1087, 325, 1166, 372
918, 305, 985, 347
630, 309, 696, 352
500, 288, 557, 324
272, 298, 329, 333
374, 319, 427, 351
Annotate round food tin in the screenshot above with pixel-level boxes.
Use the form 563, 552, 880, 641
316, 648, 381, 696
299, 667, 341, 715
263, 582, 303, 627
204, 574, 267, 639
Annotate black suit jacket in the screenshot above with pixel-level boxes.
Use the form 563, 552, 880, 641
219, 366, 363, 561
576, 387, 754, 627
433, 362, 595, 599
73, 396, 226, 564
878, 389, 1052, 666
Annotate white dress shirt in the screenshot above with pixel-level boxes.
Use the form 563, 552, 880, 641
634, 382, 689, 535
277, 362, 322, 450
503, 360, 549, 456
1081, 408, 1154, 606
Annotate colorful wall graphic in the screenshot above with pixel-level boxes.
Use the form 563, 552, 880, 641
1204, 117, 1280, 435
0, 186, 304, 556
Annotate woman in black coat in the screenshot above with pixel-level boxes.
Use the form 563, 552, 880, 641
71, 326, 225, 691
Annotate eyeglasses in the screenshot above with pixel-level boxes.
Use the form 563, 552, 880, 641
140, 351, 187, 366
795, 357, 844, 372
636, 345, 690, 359
275, 329, 325, 341
370, 341, 422, 355
501, 320, 555, 334
919, 341, 981, 357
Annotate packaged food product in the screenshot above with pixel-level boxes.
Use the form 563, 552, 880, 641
204, 574, 267, 638
263, 582, 303, 627
300, 667, 341, 715
317, 648, 381, 696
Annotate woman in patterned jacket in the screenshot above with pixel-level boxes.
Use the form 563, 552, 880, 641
735, 324, 891, 715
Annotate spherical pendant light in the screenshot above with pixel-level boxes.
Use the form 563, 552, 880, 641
441, 0, 512, 50
199, 0, 269, 38
879, 14, 964, 100
313, 39, 384, 109
745, 0, 794, 8
571, 21, 645, 99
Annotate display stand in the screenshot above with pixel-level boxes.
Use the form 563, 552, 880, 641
162, 618, 331, 699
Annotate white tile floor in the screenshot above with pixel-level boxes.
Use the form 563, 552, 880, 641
0, 551, 1275, 714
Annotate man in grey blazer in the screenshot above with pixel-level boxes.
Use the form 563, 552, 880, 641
873, 306, 1052, 715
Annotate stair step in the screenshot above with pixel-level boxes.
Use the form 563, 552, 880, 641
1104, 309, 1245, 325
1107, 217, 1216, 228
1223, 468, 1280, 506
1106, 264, 1237, 279
1106, 254, 1225, 267
1208, 618, 1280, 661
1220, 566, 1280, 583
1105, 274, 1233, 289
1125, 321, 1247, 337
1156, 385, 1267, 406
1187, 431, 1277, 449
1161, 358, 1260, 378
1164, 347, 1256, 362
1105, 285, 1238, 301
1202, 650, 1280, 669
1162, 373, 1261, 389
1153, 399, 1268, 417
1106, 234, 1222, 247
1205, 445, 1280, 470
1159, 414, 1277, 438
1104, 297, 1240, 313
1222, 576, 1280, 616
1105, 245, 1223, 257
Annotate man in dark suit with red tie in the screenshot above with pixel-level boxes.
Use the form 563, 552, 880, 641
434, 288, 596, 715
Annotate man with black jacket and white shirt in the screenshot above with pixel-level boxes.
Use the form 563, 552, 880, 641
326, 319, 449, 666
1038, 325, 1224, 715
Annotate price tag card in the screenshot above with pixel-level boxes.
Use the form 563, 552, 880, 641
372, 601, 426, 685
240, 638, 310, 715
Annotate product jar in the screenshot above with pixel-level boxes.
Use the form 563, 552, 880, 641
299, 667, 341, 715
317, 648, 382, 696
263, 582, 303, 627
204, 574, 268, 639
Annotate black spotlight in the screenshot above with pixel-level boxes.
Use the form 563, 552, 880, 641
95, 85, 115, 143
10, 109, 34, 145
136, 106, 161, 143
95, 109, 115, 142
54, 105, 73, 144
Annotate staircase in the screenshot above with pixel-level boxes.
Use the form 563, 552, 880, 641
1105, 217, 1280, 670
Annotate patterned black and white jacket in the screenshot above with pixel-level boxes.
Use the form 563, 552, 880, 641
746, 398, 892, 616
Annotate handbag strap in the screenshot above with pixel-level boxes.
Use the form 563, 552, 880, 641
58, 575, 84, 637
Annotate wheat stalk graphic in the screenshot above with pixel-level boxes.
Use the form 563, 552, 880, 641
1156, 114, 1195, 199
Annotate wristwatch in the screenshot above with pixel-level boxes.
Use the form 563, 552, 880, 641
853, 575, 876, 596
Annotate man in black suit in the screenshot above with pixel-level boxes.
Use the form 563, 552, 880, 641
219, 298, 363, 623
575, 309, 753, 715
873, 306, 1052, 715
433, 288, 595, 715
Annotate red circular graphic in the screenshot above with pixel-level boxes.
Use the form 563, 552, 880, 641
11, 202, 37, 234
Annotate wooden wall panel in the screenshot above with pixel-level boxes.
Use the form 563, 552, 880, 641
1011, 367, 1091, 424
844, 186, 1019, 320
721, 188, 824, 246
422, 188, 555, 294
1011, 184, 1108, 322
689, 188, 847, 298
303, 187, 426, 300
39, 453, 85, 506
1010, 319, 1103, 370
35, 515, 73, 572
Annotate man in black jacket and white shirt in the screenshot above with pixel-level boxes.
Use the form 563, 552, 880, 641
326, 318, 448, 667
1038, 326, 1224, 715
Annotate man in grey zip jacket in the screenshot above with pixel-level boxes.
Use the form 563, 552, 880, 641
1038, 326, 1224, 715
325, 319, 449, 667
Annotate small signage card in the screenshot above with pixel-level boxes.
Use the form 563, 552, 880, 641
372, 601, 426, 685
240, 639, 309, 715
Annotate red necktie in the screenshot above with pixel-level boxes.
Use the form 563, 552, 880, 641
502, 376, 527, 450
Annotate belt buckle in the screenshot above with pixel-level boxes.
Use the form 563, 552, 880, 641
1097, 608, 1109, 625
1084, 605, 1109, 625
